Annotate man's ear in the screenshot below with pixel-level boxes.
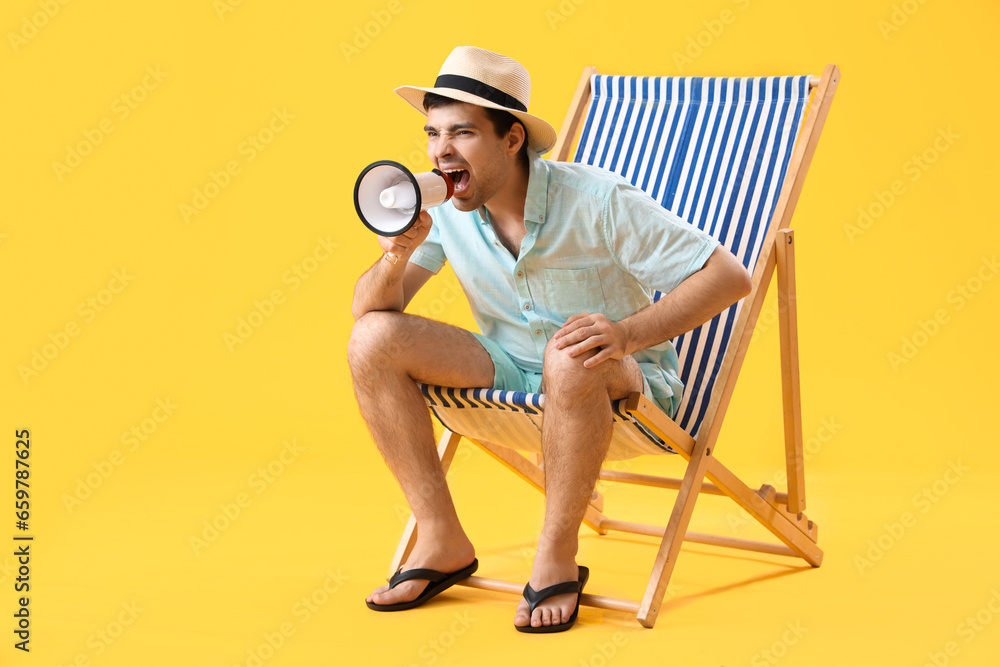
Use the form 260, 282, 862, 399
507, 121, 526, 157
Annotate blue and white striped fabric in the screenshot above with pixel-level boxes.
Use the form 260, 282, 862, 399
574, 74, 811, 439
419, 384, 674, 459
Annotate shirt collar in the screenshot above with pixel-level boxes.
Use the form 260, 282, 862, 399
475, 149, 549, 226
523, 149, 549, 225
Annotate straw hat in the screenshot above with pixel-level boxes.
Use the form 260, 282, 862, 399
395, 46, 557, 153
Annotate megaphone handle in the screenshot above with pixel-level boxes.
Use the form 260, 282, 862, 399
384, 251, 401, 264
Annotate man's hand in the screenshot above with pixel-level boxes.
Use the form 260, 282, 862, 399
378, 211, 433, 262
552, 313, 632, 368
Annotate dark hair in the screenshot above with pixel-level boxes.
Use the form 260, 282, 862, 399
422, 91, 529, 165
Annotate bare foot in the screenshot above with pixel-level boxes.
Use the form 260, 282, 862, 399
366, 529, 475, 607
513, 550, 581, 629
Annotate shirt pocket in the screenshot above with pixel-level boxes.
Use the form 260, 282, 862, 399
543, 267, 609, 319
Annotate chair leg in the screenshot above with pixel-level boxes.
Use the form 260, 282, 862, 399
704, 459, 823, 565
625, 392, 822, 556
777, 229, 806, 513
636, 440, 714, 628
387, 428, 464, 578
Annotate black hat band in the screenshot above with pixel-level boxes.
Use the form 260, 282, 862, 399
433, 74, 528, 113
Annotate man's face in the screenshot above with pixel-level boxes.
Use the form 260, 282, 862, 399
424, 102, 512, 212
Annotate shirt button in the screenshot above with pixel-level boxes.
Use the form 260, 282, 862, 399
524, 303, 531, 311
539, 215, 544, 220
534, 329, 542, 336
516, 271, 523, 278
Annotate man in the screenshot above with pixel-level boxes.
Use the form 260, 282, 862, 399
349, 46, 751, 632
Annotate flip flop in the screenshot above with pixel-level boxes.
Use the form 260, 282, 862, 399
515, 565, 590, 633
366, 559, 478, 611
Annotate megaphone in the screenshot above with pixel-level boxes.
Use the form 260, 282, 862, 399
353, 160, 455, 236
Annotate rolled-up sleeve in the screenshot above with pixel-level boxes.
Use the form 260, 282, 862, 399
601, 184, 719, 295
408, 211, 447, 274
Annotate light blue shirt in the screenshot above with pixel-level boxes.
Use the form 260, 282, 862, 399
409, 150, 718, 417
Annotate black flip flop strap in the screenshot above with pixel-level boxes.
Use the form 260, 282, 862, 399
388, 567, 447, 589
522, 580, 582, 614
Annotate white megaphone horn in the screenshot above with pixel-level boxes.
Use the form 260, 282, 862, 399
353, 161, 455, 236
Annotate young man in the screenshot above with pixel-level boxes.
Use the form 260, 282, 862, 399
349, 46, 752, 632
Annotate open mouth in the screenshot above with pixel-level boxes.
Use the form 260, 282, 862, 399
442, 168, 470, 195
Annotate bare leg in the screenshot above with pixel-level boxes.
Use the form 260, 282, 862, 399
348, 311, 495, 606
513, 340, 643, 629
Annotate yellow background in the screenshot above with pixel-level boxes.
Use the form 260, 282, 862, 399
2, 0, 998, 664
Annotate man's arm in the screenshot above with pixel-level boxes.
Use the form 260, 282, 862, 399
552, 245, 752, 367
351, 212, 436, 320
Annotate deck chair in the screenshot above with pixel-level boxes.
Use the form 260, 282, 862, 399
388, 65, 841, 628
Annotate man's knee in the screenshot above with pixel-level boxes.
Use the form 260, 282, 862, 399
543, 336, 587, 375
542, 339, 604, 395
541, 338, 639, 399
348, 311, 408, 372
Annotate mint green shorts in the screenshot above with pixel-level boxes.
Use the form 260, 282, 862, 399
471, 332, 675, 416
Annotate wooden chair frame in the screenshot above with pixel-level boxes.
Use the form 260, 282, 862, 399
389, 64, 841, 628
